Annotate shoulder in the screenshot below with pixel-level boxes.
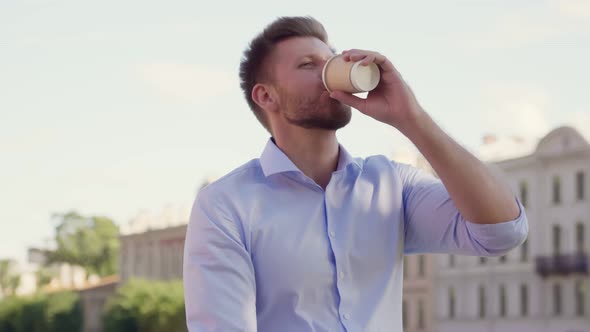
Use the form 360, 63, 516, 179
195, 159, 264, 204
359, 154, 404, 174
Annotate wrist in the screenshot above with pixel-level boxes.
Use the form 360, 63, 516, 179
394, 108, 431, 140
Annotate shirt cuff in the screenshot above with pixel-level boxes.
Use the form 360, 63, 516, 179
464, 197, 529, 256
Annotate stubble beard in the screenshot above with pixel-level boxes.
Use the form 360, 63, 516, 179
280, 89, 352, 130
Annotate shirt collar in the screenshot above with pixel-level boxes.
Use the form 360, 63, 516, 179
260, 137, 362, 177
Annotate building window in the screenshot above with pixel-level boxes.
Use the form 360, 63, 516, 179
135, 245, 142, 277
449, 254, 455, 267
575, 280, 586, 317
521, 238, 528, 262
479, 257, 487, 265
499, 255, 507, 263
176, 243, 183, 278
519, 181, 528, 207
520, 284, 528, 317
402, 300, 408, 329
418, 255, 426, 277
576, 223, 585, 253
478, 285, 486, 318
449, 287, 456, 319
404, 256, 409, 279
121, 247, 127, 278
552, 176, 561, 204
553, 225, 561, 256
499, 285, 507, 317
160, 246, 167, 279
418, 299, 425, 329
576, 171, 585, 201
147, 242, 153, 277
553, 283, 562, 316
163, 246, 170, 279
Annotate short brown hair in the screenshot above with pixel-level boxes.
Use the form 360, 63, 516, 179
239, 16, 329, 133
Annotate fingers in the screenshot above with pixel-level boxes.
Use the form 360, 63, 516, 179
341, 49, 395, 72
361, 54, 376, 66
329, 90, 366, 111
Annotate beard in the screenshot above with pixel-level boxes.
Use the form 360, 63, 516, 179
277, 87, 352, 130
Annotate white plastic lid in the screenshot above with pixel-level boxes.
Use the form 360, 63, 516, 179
350, 62, 380, 92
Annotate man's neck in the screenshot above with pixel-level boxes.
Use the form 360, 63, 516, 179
272, 130, 340, 190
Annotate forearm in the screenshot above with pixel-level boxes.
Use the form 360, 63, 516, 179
397, 110, 520, 224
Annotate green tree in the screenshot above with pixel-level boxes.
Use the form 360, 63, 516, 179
18, 295, 47, 332
47, 211, 119, 277
0, 259, 20, 298
0, 296, 23, 332
0, 294, 47, 332
46, 291, 82, 332
35, 268, 53, 291
103, 279, 186, 332
0, 291, 81, 332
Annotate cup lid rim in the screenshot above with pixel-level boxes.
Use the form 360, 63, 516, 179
321, 54, 339, 93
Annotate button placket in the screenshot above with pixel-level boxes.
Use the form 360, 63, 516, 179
326, 174, 353, 328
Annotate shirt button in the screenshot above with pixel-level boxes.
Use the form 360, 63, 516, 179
339, 272, 345, 279
329, 231, 335, 238
343, 313, 350, 320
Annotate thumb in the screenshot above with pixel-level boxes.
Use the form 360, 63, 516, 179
330, 91, 366, 111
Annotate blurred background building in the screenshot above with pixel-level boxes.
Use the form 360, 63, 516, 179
78, 275, 119, 332
436, 126, 589, 332
403, 254, 436, 332
119, 204, 191, 282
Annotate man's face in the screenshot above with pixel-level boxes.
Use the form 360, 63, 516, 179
269, 37, 351, 130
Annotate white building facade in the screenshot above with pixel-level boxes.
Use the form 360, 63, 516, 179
394, 149, 437, 332
435, 126, 590, 332
119, 204, 190, 282
403, 254, 435, 332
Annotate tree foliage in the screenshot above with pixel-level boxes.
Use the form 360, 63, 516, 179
103, 278, 186, 332
47, 211, 119, 277
0, 291, 81, 332
0, 260, 20, 298
35, 268, 53, 291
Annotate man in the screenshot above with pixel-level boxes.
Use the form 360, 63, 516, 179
183, 16, 528, 332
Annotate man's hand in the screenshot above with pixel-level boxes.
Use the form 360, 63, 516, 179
329, 49, 424, 133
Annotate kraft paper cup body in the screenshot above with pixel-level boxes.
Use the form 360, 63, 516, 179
322, 55, 356, 93
322, 54, 381, 94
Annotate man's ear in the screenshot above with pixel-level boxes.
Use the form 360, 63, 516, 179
252, 83, 279, 113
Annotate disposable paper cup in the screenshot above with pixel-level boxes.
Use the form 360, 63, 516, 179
322, 54, 381, 94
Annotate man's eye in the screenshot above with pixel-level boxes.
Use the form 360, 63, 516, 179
299, 62, 314, 68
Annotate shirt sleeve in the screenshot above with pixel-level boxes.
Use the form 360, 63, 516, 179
183, 188, 257, 332
396, 162, 529, 256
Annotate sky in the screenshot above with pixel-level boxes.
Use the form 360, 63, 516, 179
1, 0, 589, 264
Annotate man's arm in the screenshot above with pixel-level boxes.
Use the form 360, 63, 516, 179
183, 188, 257, 332
398, 111, 519, 224
396, 160, 527, 256
330, 49, 520, 225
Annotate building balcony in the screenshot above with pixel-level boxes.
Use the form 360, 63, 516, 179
535, 253, 588, 278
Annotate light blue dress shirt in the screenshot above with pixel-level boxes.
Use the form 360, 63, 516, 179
183, 138, 528, 332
